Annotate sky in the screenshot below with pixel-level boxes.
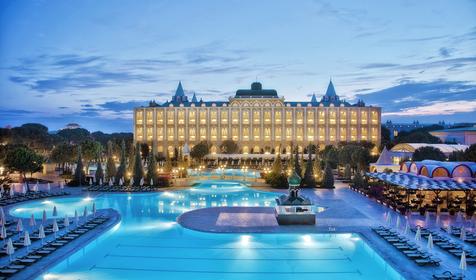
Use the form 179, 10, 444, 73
0, 0, 475, 133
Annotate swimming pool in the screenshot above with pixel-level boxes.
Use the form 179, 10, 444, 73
10, 180, 404, 280
188, 168, 261, 178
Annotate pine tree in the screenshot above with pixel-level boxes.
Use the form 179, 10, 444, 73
132, 143, 144, 185
344, 164, 352, 180
146, 146, 158, 186
313, 158, 323, 183
302, 144, 316, 187
115, 140, 127, 184
127, 142, 135, 175
294, 147, 302, 177
164, 152, 173, 173
271, 153, 283, 175
73, 146, 85, 186
300, 149, 305, 177
95, 154, 104, 185
322, 162, 335, 188
352, 168, 366, 189
105, 140, 116, 180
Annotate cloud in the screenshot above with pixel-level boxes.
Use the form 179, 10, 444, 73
438, 47, 453, 58
356, 79, 476, 113
384, 100, 476, 116
360, 63, 400, 69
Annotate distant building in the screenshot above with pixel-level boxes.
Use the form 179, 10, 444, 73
384, 120, 427, 139
430, 126, 476, 145
390, 143, 469, 163
63, 123, 81, 130
133, 80, 381, 156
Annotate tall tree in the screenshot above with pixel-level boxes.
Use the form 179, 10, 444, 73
127, 142, 135, 175
81, 139, 103, 172
302, 144, 316, 188
294, 147, 302, 177
50, 142, 75, 172
190, 141, 209, 163
344, 164, 352, 180
140, 143, 149, 161
5, 147, 44, 191
115, 140, 127, 184
95, 155, 104, 185
220, 140, 239, 154
164, 152, 173, 173
132, 143, 144, 185
322, 163, 334, 189
105, 140, 117, 180
73, 146, 85, 186
146, 146, 158, 186
313, 155, 323, 183
465, 144, 476, 162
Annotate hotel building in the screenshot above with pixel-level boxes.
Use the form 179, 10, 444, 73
134, 81, 381, 156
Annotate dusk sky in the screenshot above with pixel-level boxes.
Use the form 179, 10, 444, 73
1, 0, 475, 133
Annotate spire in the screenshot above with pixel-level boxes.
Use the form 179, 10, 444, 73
175, 81, 185, 97
310, 93, 317, 103
191, 92, 198, 103
325, 79, 336, 97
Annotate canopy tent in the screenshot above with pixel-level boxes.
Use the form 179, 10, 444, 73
366, 172, 476, 191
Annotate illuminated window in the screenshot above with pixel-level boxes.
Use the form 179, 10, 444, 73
178, 110, 185, 124
157, 111, 164, 124
286, 110, 292, 123
232, 110, 239, 124
275, 127, 282, 140
307, 111, 314, 124
167, 111, 174, 124
200, 127, 207, 140
189, 127, 196, 141
146, 111, 153, 124
275, 111, 282, 123
296, 110, 303, 125
210, 110, 218, 124
200, 110, 207, 124
319, 110, 325, 124
157, 127, 164, 140
340, 110, 347, 124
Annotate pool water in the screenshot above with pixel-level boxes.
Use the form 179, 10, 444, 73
188, 168, 261, 178
10, 180, 404, 280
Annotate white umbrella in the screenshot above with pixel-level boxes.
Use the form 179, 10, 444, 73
460, 251, 467, 277
403, 220, 410, 235
92, 202, 96, 217
52, 205, 58, 216
435, 213, 440, 227
83, 206, 88, 218
9, 187, 14, 197
99, 178, 103, 186
38, 224, 45, 244
0, 184, 4, 194
415, 227, 421, 242
47, 182, 51, 192
29, 214, 36, 227
119, 178, 123, 186
64, 214, 70, 227
74, 210, 79, 225
23, 231, 31, 252
0, 225, 7, 245
446, 221, 452, 234
0, 207, 5, 224
130, 177, 134, 186
109, 178, 113, 187
6, 238, 14, 262
42, 209, 47, 224
427, 233, 434, 251
424, 211, 430, 226
150, 178, 154, 186
460, 227, 466, 241
16, 219, 23, 234
22, 183, 27, 194
52, 219, 59, 238
89, 178, 93, 186
140, 177, 144, 186
385, 212, 391, 226
396, 216, 401, 230
60, 181, 64, 190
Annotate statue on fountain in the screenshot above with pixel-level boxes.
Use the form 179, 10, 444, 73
275, 170, 316, 225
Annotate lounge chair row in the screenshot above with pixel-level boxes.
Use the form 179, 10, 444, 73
372, 226, 441, 266
412, 226, 476, 264
441, 225, 476, 245
432, 270, 464, 280
87, 186, 161, 192
0, 219, 73, 256
0, 191, 69, 207
0, 215, 109, 278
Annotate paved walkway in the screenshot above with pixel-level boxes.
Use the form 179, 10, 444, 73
178, 180, 476, 280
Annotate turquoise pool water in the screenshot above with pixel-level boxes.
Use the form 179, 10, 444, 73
10, 180, 404, 280
188, 168, 261, 178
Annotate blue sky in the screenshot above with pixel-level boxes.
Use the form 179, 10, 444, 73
1, 0, 475, 132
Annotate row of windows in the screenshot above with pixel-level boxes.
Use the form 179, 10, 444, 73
136, 109, 379, 125
136, 126, 379, 142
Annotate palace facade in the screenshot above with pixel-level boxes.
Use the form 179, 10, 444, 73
134, 81, 381, 156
